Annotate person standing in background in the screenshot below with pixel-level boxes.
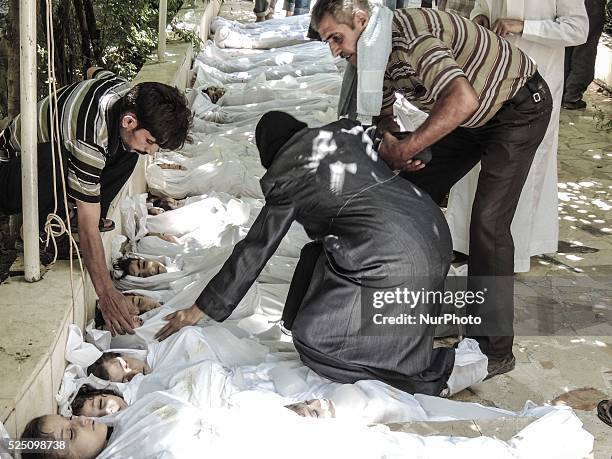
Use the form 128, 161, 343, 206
445, 0, 588, 273
284, 0, 311, 16
437, 0, 475, 18
563, 0, 607, 109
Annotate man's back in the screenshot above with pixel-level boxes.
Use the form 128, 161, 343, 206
383, 8, 537, 127
261, 118, 450, 264
0, 69, 130, 202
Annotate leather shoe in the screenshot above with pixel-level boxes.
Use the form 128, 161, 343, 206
484, 354, 516, 380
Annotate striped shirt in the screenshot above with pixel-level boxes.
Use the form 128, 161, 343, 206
382, 8, 536, 127
0, 69, 130, 203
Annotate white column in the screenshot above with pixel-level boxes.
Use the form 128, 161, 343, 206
20, 0, 41, 282
158, 0, 168, 63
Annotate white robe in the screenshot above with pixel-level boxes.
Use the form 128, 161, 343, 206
445, 0, 588, 272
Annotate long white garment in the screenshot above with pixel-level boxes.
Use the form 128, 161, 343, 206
445, 0, 588, 272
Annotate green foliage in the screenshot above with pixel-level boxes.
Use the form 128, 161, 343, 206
34, 0, 185, 87
170, 19, 206, 55
96, 0, 184, 80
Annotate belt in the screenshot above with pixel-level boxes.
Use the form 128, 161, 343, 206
510, 71, 547, 106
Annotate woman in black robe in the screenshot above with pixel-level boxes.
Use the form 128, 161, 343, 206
156, 111, 455, 395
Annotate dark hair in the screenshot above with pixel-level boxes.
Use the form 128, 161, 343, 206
150, 196, 180, 211
112, 255, 142, 280
87, 352, 122, 381
311, 0, 372, 29
119, 82, 193, 151
71, 385, 124, 416
21, 416, 65, 459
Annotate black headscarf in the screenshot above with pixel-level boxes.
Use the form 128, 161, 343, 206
255, 111, 307, 169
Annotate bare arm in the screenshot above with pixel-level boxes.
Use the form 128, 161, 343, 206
379, 77, 479, 171
76, 200, 138, 334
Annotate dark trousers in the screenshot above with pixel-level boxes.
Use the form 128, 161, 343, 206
400, 73, 553, 357
0, 143, 138, 229
254, 0, 277, 16
563, 0, 606, 103
282, 241, 322, 330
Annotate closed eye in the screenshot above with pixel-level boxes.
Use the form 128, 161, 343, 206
325, 33, 343, 45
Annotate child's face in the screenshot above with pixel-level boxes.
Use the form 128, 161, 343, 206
40, 414, 107, 459
103, 355, 151, 383
128, 259, 167, 277
127, 294, 162, 313
77, 394, 128, 417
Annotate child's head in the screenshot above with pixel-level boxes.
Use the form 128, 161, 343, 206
87, 352, 151, 383
21, 414, 107, 459
112, 255, 167, 279
71, 385, 127, 417
125, 293, 162, 313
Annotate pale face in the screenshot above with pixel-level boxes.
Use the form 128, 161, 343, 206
317, 12, 369, 66
103, 355, 151, 383
204, 86, 226, 104
119, 113, 160, 156
127, 259, 167, 278
77, 394, 128, 417
127, 294, 162, 313
285, 399, 336, 418
158, 197, 183, 210
40, 414, 107, 459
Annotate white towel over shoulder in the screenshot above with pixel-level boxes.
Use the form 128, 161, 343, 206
356, 5, 393, 124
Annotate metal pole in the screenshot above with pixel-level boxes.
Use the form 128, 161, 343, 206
158, 0, 168, 63
20, 0, 41, 282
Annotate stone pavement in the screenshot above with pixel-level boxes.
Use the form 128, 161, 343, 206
450, 85, 612, 458
215, 1, 612, 454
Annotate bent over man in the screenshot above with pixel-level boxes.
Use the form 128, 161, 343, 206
312, 1, 553, 377
0, 68, 192, 335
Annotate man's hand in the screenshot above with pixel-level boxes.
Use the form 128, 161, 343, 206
491, 19, 524, 38
379, 132, 425, 172
76, 199, 138, 335
154, 304, 205, 341
472, 15, 490, 29
374, 113, 401, 135
98, 288, 140, 335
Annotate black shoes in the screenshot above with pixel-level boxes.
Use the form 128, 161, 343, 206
562, 99, 587, 110
484, 354, 516, 380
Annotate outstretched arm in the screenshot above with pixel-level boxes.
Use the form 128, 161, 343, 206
77, 200, 139, 335
155, 203, 296, 340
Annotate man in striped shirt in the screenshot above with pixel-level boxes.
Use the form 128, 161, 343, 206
0, 68, 192, 335
313, 1, 553, 378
